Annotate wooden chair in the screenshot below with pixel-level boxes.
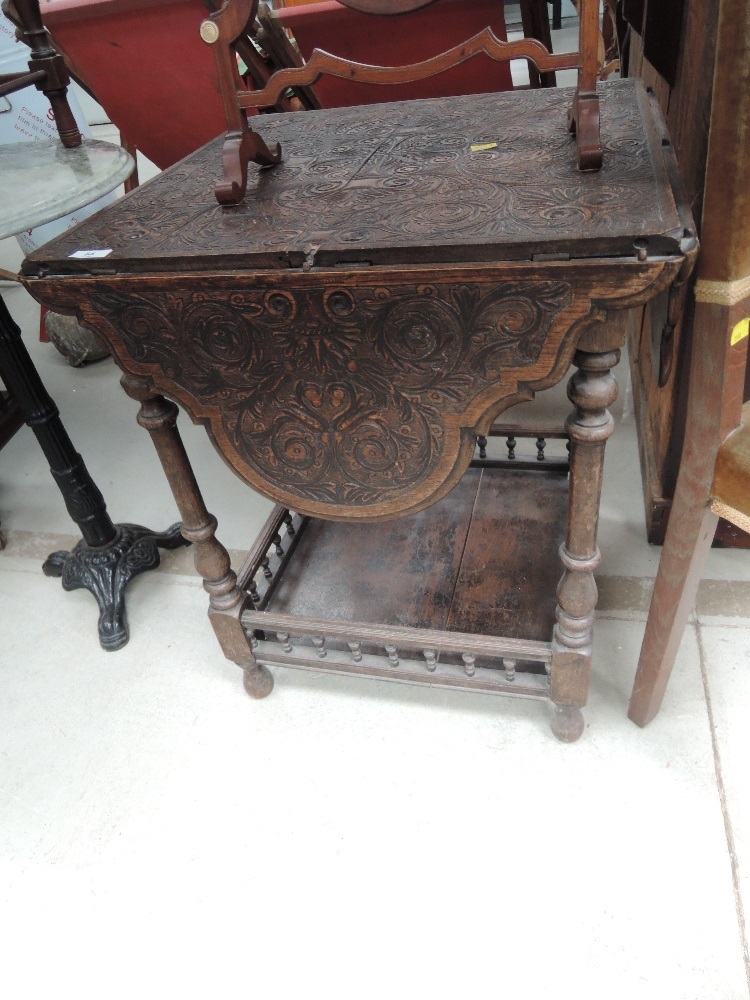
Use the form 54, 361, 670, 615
628, 0, 750, 726
200, 0, 603, 205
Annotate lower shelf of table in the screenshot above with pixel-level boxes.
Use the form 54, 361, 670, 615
238, 464, 569, 699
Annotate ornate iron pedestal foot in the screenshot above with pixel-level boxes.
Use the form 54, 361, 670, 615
0, 296, 189, 650
43, 522, 188, 650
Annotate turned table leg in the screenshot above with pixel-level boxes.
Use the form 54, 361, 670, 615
0, 295, 187, 650
550, 348, 619, 742
120, 375, 273, 698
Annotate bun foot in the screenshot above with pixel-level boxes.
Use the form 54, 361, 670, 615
243, 664, 274, 699
551, 704, 585, 743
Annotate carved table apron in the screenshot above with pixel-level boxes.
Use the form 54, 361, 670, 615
22, 80, 695, 740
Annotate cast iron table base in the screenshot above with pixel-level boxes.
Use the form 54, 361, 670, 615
43, 523, 187, 650
0, 294, 189, 650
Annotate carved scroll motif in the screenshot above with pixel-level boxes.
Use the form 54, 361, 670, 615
89, 279, 573, 515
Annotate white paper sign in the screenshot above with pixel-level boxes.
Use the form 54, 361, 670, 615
68, 249, 113, 259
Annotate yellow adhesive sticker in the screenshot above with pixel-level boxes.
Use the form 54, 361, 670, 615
470, 142, 498, 152
731, 318, 750, 346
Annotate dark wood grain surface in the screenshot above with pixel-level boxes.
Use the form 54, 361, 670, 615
266, 470, 479, 630
24, 79, 683, 276
265, 466, 566, 643
447, 466, 568, 640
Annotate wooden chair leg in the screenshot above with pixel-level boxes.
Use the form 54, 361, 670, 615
629, 299, 744, 726
628, 490, 718, 728
628, 0, 750, 727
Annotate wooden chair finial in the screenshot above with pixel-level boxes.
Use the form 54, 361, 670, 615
201, 0, 281, 206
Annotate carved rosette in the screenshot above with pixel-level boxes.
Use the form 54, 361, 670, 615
82, 277, 576, 516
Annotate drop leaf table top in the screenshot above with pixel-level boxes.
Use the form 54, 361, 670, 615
26, 80, 688, 274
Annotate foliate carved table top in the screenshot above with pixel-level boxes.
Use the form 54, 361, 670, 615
25, 80, 686, 276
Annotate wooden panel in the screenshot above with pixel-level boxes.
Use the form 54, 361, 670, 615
666, 0, 719, 236
625, 0, 721, 543
448, 467, 568, 641
266, 470, 481, 630
642, 0, 685, 85
265, 465, 567, 643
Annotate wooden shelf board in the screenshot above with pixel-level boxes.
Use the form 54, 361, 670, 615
263, 465, 568, 644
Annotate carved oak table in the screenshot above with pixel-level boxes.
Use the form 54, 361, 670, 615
22, 80, 694, 740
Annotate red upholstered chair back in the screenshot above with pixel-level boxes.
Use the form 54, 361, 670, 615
275, 0, 513, 108
40, 0, 229, 170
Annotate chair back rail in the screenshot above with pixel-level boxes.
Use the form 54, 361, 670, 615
235, 29, 580, 111
201, 0, 604, 204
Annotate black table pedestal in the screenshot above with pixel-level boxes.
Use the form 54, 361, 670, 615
0, 294, 188, 650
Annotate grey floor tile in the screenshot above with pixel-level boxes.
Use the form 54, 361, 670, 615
698, 623, 750, 988
1, 564, 748, 997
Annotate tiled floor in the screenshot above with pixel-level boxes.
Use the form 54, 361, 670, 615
2, 46, 750, 1000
